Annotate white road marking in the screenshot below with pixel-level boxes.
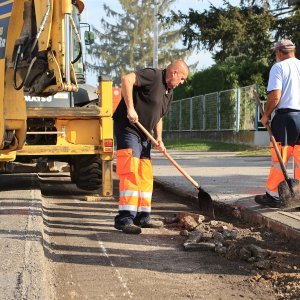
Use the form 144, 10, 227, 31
97, 240, 133, 299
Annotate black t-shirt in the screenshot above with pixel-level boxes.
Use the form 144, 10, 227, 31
113, 68, 173, 138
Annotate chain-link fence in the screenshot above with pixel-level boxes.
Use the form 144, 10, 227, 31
164, 84, 259, 132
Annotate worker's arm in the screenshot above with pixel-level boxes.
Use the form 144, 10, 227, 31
261, 89, 282, 126
154, 118, 166, 152
121, 73, 138, 123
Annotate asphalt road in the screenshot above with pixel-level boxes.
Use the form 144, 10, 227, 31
0, 174, 47, 299
152, 151, 270, 202
0, 172, 277, 300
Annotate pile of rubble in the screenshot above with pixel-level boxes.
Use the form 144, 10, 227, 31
165, 212, 274, 265
164, 211, 300, 299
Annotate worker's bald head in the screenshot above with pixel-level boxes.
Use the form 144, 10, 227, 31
166, 59, 189, 89
167, 59, 189, 74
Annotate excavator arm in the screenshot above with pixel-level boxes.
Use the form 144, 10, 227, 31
0, 0, 84, 154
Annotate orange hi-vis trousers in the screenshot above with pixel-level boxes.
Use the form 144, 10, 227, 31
266, 142, 293, 198
266, 110, 300, 199
293, 145, 300, 179
116, 148, 153, 214
114, 123, 153, 226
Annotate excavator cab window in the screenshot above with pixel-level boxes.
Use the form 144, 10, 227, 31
72, 9, 94, 82
71, 5, 84, 77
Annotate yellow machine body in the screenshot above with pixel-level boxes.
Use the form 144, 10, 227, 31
0, 0, 114, 198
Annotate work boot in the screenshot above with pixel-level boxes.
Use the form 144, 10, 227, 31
114, 224, 141, 234
140, 220, 164, 228
254, 193, 282, 208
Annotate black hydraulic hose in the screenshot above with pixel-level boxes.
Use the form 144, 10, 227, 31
69, 15, 83, 65
13, 45, 25, 90
71, 41, 82, 65
13, 40, 38, 91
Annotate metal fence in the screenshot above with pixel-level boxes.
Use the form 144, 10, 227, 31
164, 84, 261, 132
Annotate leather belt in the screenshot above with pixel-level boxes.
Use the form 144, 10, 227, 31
276, 108, 300, 114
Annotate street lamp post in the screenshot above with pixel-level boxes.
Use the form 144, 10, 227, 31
153, 1, 158, 68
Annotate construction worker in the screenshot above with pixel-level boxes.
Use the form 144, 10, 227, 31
255, 39, 300, 208
113, 59, 189, 234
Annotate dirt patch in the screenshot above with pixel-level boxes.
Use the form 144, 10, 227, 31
165, 212, 300, 300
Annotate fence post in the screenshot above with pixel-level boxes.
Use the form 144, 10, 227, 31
179, 99, 182, 131
235, 88, 240, 132
190, 97, 193, 131
217, 92, 220, 131
203, 95, 206, 130
255, 84, 259, 131
169, 107, 173, 131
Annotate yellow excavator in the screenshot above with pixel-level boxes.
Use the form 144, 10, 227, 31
0, 0, 114, 198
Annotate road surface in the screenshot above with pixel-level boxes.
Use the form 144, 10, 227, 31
0, 171, 297, 299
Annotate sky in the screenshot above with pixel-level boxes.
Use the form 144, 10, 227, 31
81, 0, 240, 86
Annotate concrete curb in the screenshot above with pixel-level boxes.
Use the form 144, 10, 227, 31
26, 176, 49, 300
154, 178, 199, 206
233, 199, 300, 243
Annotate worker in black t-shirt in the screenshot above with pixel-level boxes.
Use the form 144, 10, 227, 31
113, 59, 189, 234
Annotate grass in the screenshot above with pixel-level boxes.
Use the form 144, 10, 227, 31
163, 139, 270, 156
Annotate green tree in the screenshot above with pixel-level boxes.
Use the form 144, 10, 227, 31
239, 0, 300, 54
87, 0, 190, 85
163, 0, 299, 99
162, 0, 300, 61
162, 2, 275, 63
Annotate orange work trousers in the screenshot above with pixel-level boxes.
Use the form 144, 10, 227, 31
266, 110, 300, 198
114, 123, 153, 226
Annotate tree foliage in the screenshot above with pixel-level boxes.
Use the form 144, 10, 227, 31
87, 0, 190, 85
173, 58, 268, 100
161, 0, 299, 99
161, 2, 277, 63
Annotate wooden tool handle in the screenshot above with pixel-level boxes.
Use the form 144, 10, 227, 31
135, 121, 200, 189
253, 90, 290, 181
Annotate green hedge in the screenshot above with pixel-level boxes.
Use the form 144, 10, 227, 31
174, 59, 269, 100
